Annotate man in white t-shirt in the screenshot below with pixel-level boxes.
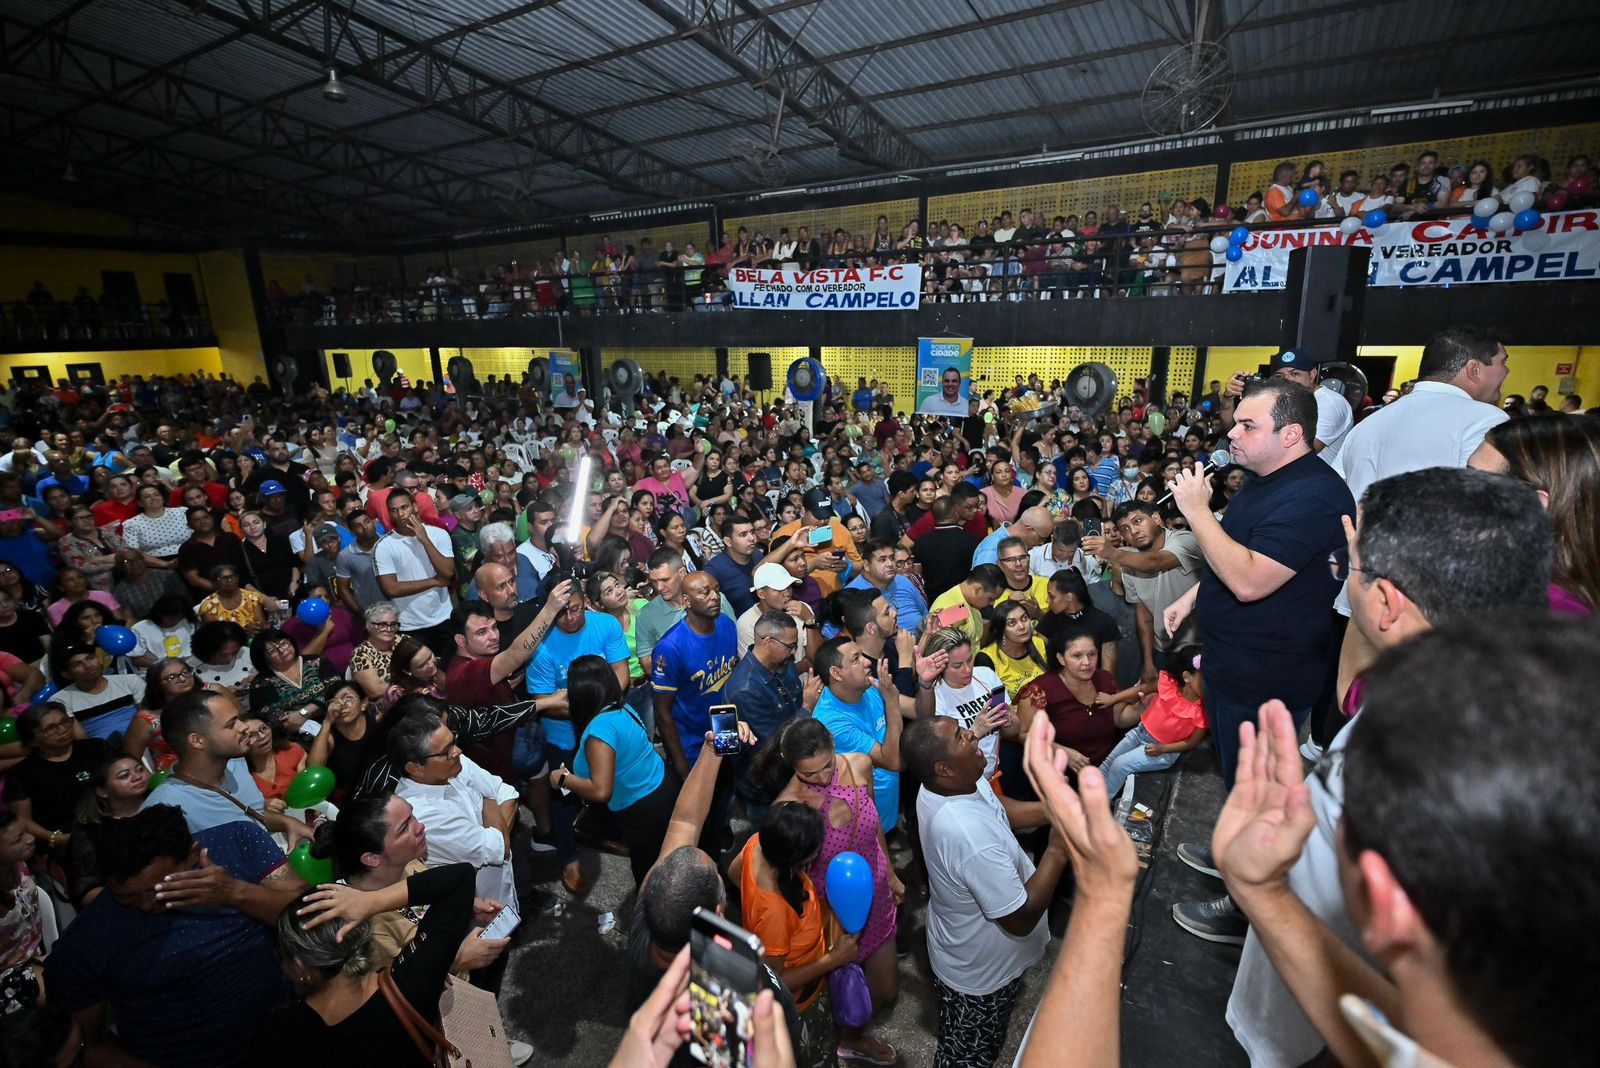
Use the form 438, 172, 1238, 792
902, 714, 1064, 1068
1224, 350, 1353, 465
1330, 169, 1364, 217
374, 488, 457, 660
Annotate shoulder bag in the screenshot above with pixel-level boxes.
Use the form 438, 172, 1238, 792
378, 966, 515, 1068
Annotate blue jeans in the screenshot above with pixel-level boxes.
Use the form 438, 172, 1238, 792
1099, 723, 1179, 798
1204, 678, 1312, 787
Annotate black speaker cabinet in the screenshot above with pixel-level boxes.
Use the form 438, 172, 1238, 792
331, 351, 352, 379
1282, 245, 1371, 366
747, 352, 773, 392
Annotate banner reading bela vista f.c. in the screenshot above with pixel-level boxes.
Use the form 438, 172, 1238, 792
728, 264, 922, 310
1224, 209, 1600, 291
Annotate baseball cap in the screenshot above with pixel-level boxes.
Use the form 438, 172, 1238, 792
1267, 348, 1322, 373
449, 492, 482, 512
751, 562, 800, 592
801, 487, 833, 519
259, 479, 287, 496
314, 523, 341, 543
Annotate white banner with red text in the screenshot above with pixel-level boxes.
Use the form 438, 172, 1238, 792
1223, 210, 1600, 292
727, 264, 922, 310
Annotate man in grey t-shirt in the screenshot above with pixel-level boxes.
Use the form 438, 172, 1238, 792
1085, 501, 1205, 683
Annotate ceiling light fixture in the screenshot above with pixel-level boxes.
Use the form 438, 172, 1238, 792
323, 68, 348, 103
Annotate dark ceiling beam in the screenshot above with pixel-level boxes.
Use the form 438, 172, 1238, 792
630, 0, 926, 171
0, 13, 535, 226
181, 0, 725, 202
0, 101, 359, 236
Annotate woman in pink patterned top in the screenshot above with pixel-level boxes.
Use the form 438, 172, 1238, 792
757, 716, 903, 1066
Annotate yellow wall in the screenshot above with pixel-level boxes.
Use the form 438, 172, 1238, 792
929, 165, 1218, 228
1199, 345, 1597, 403
0, 347, 223, 386
0, 193, 134, 237
322, 347, 437, 390
726, 198, 922, 248
0, 246, 207, 308
1228, 122, 1600, 205
197, 251, 267, 383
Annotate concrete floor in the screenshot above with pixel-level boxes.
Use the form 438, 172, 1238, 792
495, 743, 1249, 1067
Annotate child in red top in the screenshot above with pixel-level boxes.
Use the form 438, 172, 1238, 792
1097, 646, 1207, 798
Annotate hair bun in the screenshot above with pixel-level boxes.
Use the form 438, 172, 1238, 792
309, 819, 337, 860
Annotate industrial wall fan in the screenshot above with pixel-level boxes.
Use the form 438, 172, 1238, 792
1141, 41, 1233, 135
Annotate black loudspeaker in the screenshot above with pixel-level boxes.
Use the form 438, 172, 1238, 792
747, 352, 773, 392
1282, 246, 1371, 365
331, 351, 352, 379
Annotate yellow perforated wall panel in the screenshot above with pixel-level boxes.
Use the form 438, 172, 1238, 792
725, 198, 922, 248
613, 348, 718, 386
928, 166, 1218, 228
1228, 122, 1600, 206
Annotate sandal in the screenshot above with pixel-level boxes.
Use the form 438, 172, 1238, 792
836, 1041, 898, 1065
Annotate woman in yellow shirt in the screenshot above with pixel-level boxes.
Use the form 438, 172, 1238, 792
977, 600, 1049, 699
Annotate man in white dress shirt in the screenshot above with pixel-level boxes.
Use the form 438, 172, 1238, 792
391, 708, 520, 915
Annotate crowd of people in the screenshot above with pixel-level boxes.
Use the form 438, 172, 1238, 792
2, 283, 208, 346
0, 323, 1592, 1067
262, 147, 1599, 324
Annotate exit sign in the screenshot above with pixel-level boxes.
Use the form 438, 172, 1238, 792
1555, 363, 1574, 375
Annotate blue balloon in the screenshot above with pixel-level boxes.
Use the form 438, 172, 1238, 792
1229, 226, 1249, 246
1363, 209, 1388, 229
1297, 187, 1320, 207
825, 851, 874, 935
1514, 209, 1542, 231
95, 624, 137, 657
30, 682, 58, 703
1225, 244, 1244, 262
296, 596, 332, 627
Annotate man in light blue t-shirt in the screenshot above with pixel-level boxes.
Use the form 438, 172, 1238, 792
811, 635, 910, 833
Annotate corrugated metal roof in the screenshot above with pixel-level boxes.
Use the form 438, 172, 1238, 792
0, 0, 1593, 240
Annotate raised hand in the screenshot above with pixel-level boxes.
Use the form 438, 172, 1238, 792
1020, 713, 1137, 903
912, 648, 949, 685
1213, 700, 1316, 899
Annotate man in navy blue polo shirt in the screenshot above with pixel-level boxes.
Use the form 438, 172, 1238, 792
1165, 377, 1353, 944
725, 609, 818, 826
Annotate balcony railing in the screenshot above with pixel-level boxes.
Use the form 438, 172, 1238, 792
1, 301, 214, 346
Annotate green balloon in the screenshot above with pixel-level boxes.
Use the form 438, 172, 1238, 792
0, 717, 16, 744
287, 840, 333, 886
284, 765, 335, 808
384, 418, 396, 432
148, 768, 172, 790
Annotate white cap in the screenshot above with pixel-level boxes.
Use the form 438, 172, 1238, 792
751, 562, 799, 592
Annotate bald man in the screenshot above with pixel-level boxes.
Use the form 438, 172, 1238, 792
972, 505, 1055, 566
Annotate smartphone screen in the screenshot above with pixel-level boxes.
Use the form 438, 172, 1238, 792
689, 908, 763, 1068
709, 704, 740, 756
479, 902, 521, 940
807, 525, 833, 545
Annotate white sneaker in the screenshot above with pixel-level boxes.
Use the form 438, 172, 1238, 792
1300, 738, 1324, 763
509, 1039, 535, 1065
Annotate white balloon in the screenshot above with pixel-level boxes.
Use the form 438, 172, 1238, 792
1210, 235, 1231, 254
1473, 196, 1500, 217
1488, 211, 1516, 232
1508, 191, 1536, 214
1338, 216, 1364, 236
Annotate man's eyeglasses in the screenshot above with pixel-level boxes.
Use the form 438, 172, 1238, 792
1327, 546, 1366, 583
997, 555, 1028, 565
763, 633, 798, 655
424, 739, 461, 762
